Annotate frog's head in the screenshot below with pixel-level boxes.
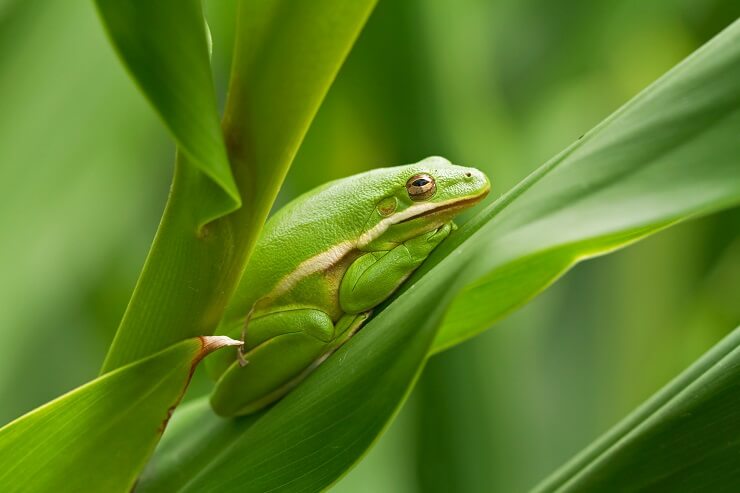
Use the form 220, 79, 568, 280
359, 156, 490, 250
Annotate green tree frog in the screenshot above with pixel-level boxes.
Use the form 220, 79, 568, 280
208, 156, 490, 416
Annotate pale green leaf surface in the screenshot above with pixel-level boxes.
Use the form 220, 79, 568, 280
94, 0, 238, 226
101, 1, 377, 372
141, 20, 740, 491
427, 18, 740, 353
534, 325, 740, 492
0, 337, 240, 493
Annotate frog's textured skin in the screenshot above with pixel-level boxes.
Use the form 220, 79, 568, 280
209, 156, 490, 416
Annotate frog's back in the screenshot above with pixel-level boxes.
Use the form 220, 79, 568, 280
224, 169, 398, 320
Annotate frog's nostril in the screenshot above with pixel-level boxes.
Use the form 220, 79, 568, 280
465, 172, 472, 178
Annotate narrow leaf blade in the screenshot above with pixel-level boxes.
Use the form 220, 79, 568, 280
534, 325, 740, 492
0, 336, 239, 493
94, 0, 239, 225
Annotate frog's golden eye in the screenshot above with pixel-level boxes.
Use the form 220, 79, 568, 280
406, 173, 436, 201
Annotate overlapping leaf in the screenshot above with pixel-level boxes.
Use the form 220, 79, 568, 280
0, 337, 239, 493
94, 0, 238, 226
140, 20, 740, 492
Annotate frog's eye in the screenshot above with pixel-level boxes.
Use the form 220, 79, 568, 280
406, 173, 436, 201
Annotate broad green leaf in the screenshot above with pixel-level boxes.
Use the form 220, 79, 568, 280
0, 336, 240, 493
101, 1, 377, 372
137, 399, 260, 492
94, 0, 238, 226
533, 325, 740, 492
141, 20, 740, 491
138, 270, 468, 492
426, 17, 740, 353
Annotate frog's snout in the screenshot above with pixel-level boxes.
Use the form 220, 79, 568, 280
462, 167, 491, 196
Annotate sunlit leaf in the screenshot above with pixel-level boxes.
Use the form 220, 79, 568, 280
0, 336, 240, 493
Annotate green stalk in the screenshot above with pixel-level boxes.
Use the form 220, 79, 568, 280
102, 0, 377, 373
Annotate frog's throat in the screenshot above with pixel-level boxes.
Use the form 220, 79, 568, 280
266, 197, 471, 300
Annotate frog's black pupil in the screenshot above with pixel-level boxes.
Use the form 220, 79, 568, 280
412, 178, 428, 187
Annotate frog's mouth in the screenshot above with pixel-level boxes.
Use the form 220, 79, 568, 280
397, 193, 487, 224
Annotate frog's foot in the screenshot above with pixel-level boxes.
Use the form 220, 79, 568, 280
236, 348, 249, 367
211, 308, 335, 417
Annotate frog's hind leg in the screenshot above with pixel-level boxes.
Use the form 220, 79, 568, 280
250, 312, 370, 414
210, 310, 370, 417
211, 308, 334, 416
262, 312, 370, 408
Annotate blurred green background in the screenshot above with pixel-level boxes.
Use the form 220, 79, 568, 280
1, 0, 738, 491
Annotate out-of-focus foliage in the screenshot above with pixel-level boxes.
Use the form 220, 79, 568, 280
0, 0, 168, 423
422, 15, 740, 353
0, 0, 738, 492
534, 325, 740, 492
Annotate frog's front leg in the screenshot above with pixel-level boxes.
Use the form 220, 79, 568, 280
340, 223, 453, 314
210, 308, 334, 417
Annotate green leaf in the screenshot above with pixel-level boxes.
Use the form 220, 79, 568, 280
136, 399, 260, 492
138, 270, 468, 492
533, 325, 740, 492
221, 0, 380, 209
141, 20, 740, 491
427, 18, 740, 353
94, 0, 238, 226
100, 1, 377, 372
0, 336, 240, 493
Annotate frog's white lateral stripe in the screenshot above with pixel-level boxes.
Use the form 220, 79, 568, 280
356, 200, 437, 247
267, 199, 456, 299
